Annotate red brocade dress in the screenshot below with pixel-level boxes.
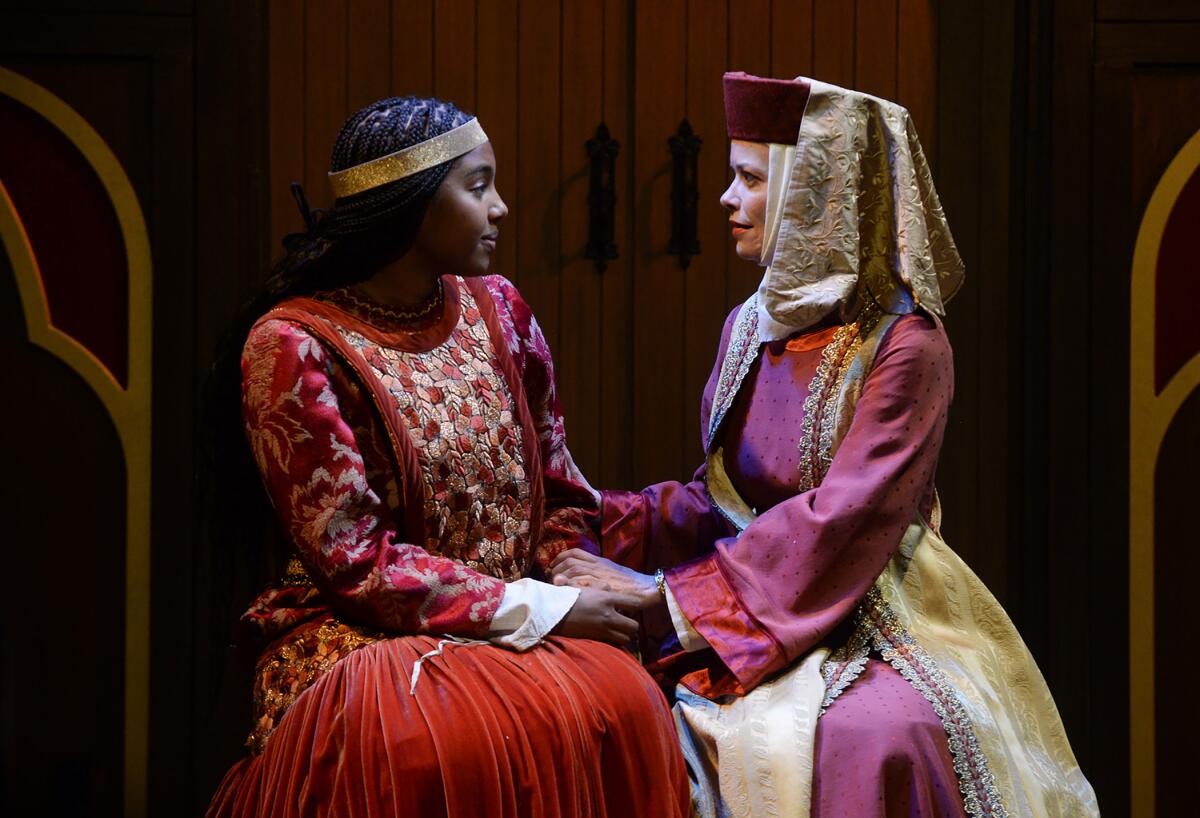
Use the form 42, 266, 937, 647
207, 276, 689, 818
602, 308, 969, 818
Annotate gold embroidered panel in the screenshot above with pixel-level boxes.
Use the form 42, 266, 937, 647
339, 287, 532, 581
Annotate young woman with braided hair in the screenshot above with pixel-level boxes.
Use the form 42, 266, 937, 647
205, 97, 689, 817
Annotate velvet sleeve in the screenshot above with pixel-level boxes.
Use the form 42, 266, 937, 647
666, 314, 953, 692
482, 276, 603, 573
598, 307, 743, 572
241, 318, 506, 636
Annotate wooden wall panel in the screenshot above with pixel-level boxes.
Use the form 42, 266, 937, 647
770, 0, 815, 80
2, 4, 267, 814
476, 0, 519, 282
598, 0, 635, 489
1009, 0, 1054, 671
814, 0, 856, 88
916, 0, 1017, 617
0, 42, 145, 789
632, 0, 688, 485
1, 0, 189, 10
898, 0, 937, 164
684, 0, 732, 465
1044, 0, 1098, 802
1153, 392, 1200, 818
191, 0, 270, 808
390, 0, 432, 96
434, 0, 476, 110
1097, 0, 1200, 20
268, 0, 305, 246
1130, 70, 1200, 208
1122, 64, 1200, 818
932, 0, 984, 586
1087, 53, 1131, 818
0, 264, 127, 816
1091, 23, 1200, 815
725, 0, 771, 308
558, 0, 606, 474
348, 0, 390, 111
973, 0, 1014, 607
855, 0, 898, 100
515, 0, 562, 343
303, 0, 347, 200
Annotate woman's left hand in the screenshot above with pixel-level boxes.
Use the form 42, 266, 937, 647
549, 549, 660, 611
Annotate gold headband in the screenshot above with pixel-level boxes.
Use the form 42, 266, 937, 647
327, 118, 489, 198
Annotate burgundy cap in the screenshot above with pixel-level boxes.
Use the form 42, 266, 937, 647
723, 71, 811, 144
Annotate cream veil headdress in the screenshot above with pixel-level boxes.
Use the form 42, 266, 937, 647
755, 79, 965, 341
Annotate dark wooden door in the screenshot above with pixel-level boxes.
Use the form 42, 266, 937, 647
265, 0, 941, 493
0, 2, 267, 815
1010, 2, 1200, 814
0, 11, 191, 814
1091, 10, 1200, 817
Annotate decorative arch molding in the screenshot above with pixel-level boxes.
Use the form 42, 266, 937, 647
0, 66, 151, 817
1129, 126, 1200, 818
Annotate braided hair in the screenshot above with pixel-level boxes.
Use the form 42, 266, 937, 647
274, 96, 474, 297
202, 96, 474, 641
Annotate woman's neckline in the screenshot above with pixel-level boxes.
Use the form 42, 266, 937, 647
307, 275, 464, 351
340, 278, 445, 326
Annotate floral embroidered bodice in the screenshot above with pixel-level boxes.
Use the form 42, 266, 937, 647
234, 275, 599, 751
330, 284, 533, 580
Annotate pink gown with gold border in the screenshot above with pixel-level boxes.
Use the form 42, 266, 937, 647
602, 306, 968, 818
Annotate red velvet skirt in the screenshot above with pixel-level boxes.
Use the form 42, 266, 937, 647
207, 635, 690, 817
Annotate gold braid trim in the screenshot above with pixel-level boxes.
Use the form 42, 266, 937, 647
796, 305, 881, 491
340, 279, 445, 324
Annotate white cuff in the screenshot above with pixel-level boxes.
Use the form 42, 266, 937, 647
487, 578, 581, 651
664, 580, 709, 653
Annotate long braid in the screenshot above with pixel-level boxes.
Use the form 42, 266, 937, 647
202, 96, 475, 647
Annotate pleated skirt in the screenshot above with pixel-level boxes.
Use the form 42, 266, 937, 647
207, 635, 690, 818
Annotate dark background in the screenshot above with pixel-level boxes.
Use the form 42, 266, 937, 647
2, 1, 1197, 815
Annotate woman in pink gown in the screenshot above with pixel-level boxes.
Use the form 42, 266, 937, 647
551, 73, 1098, 818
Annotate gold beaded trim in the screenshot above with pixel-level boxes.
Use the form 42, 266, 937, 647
280, 556, 314, 588
247, 617, 385, 753
706, 295, 762, 450
862, 588, 1009, 818
328, 119, 488, 198
342, 279, 445, 325
795, 304, 881, 491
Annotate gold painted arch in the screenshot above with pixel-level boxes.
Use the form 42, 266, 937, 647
0, 66, 151, 818
1129, 126, 1200, 818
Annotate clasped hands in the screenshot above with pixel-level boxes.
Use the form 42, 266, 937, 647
547, 549, 663, 647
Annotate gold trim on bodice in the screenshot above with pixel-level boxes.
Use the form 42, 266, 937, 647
334, 283, 532, 580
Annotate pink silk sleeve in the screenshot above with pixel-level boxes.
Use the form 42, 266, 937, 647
666, 314, 953, 694
598, 307, 742, 572
241, 319, 506, 636
599, 467, 729, 573
483, 276, 603, 573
